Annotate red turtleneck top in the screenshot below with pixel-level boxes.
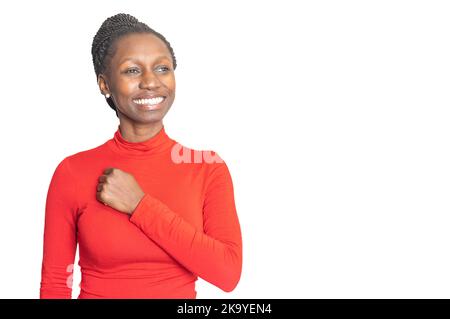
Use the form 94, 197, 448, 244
40, 126, 242, 299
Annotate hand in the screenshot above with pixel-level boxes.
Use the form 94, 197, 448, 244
96, 167, 145, 215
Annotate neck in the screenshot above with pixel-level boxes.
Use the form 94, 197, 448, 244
118, 120, 164, 143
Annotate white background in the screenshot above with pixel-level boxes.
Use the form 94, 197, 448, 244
0, 0, 449, 298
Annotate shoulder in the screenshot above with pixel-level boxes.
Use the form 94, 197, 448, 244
66, 142, 107, 161
56, 141, 109, 171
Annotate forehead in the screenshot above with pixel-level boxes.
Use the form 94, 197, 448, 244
112, 33, 171, 64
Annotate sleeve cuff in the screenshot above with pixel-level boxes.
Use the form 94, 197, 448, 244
129, 193, 172, 235
129, 193, 152, 223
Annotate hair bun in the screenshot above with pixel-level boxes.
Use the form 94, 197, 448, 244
92, 13, 139, 56
104, 13, 140, 28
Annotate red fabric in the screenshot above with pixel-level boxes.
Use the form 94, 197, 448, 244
40, 126, 242, 299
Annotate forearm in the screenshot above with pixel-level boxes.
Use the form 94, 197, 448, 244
129, 193, 242, 292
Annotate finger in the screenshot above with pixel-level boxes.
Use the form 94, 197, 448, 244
95, 191, 103, 202
96, 183, 103, 192
104, 167, 114, 175
96, 191, 108, 204
98, 175, 107, 183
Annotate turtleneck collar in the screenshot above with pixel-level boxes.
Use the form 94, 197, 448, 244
106, 124, 176, 158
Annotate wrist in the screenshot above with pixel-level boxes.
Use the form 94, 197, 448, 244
129, 192, 146, 215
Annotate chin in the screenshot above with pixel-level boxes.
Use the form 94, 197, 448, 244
137, 113, 164, 122
119, 104, 171, 123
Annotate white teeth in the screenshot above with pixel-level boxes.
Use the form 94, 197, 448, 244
133, 97, 165, 105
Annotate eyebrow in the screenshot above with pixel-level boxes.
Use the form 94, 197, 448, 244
119, 56, 171, 65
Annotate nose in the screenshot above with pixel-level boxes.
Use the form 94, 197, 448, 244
139, 70, 161, 89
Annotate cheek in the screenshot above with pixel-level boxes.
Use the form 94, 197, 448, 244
116, 79, 139, 97
163, 77, 176, 93
117, 82, 138, 103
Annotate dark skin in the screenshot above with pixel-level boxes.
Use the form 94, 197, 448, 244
96, 33, 176, 215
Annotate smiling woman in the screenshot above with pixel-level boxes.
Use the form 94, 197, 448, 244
39, 13, 243, 299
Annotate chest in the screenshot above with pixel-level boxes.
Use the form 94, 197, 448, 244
74, 160, 206, 267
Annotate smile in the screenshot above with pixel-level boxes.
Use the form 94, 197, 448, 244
132, 97, 166, 110
132, 97, 165, 105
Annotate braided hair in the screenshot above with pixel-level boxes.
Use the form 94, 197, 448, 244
91, 13, 177, 117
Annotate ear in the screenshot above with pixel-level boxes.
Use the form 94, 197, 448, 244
97, 74, 110, 96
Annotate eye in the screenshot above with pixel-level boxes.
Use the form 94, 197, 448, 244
156, 65, 171, 73
125, 68, 140, 74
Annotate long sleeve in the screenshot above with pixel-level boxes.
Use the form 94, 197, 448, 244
40, 158, 78, 299
129, 161, 242, 292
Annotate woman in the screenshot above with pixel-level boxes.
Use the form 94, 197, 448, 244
40, 13, 243, 299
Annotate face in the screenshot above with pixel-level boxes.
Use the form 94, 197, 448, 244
98, 33, 176, 125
